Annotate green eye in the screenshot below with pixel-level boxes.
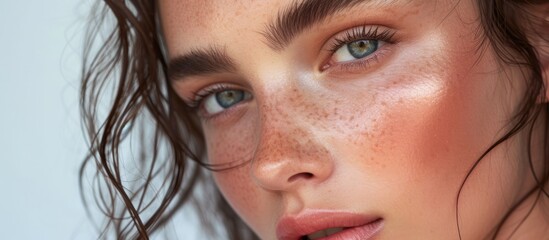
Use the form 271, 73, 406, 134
347, 40, 378, 59
216, 90, 246, 108
333, 39, 380, 62
203, 89, 251, 115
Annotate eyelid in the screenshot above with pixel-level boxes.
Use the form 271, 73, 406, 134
325, 25, 396, 52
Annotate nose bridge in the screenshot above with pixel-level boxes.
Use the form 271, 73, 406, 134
250, 92, 333, 192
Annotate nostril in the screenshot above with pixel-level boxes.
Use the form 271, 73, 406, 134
288, 172, 314, 183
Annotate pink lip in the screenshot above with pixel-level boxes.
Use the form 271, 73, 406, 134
276, 209, 383, 240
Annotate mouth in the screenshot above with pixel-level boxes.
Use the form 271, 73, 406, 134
276, 210, 383, 240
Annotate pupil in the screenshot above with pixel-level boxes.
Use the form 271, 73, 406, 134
216, 90, 244, 108
347, 40, 378, 59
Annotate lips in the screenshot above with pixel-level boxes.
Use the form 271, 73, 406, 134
276, 209, 383, 240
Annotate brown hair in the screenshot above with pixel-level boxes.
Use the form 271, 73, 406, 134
80, 0, 548, 239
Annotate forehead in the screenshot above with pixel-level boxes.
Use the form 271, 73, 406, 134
159, 0, 279, 23
159, 0, 278, 54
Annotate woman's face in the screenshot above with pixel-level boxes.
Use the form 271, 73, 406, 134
161, 0, 537, 239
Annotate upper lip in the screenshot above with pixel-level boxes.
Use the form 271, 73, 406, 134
276, 209, 381, 240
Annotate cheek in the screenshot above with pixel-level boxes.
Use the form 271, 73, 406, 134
361, 51, 519, 237
212, 169, 276, 237
327, 42, 511, 233
212, 169, 261, 222
333, 54, 493, 173
204, 114, 274, 234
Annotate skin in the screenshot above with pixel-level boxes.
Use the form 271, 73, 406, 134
160, 0, 549, 239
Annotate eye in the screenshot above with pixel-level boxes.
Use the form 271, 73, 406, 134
333, 39, 380, 63
202, 89, 251, 115
322, 26, 396, 72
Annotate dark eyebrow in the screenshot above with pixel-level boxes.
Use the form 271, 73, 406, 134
263, 0, 370, 50
168, 46, 237, 81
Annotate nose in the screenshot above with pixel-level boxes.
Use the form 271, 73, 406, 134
250, 107, 334, 192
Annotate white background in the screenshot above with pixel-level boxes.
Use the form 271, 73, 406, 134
0, 1, 199, 239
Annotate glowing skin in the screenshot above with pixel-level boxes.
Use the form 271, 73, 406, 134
161, 0, 549, 239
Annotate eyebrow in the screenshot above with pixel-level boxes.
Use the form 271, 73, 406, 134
168, 0, 389, 81
168, 46, 237, 81
263, 0, 371, 50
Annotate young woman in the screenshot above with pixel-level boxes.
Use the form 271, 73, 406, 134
80, 0, 549, 239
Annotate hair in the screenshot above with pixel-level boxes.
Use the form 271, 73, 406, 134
79, 0, 549, 239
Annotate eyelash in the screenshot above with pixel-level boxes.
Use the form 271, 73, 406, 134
324, 26, 396, 71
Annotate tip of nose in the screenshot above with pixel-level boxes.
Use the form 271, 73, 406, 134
287, 172, 314, 183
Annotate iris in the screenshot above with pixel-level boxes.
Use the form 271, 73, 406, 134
347, 40, 378, 59
215, 90, 246, 108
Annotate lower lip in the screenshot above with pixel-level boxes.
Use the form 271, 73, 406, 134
312, 218, 383, 240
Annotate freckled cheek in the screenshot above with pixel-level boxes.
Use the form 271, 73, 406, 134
209, 152, 265, 230
203, 116, 269, 230
362, 71, 500, 206
203, 112, 258, 165
334, 66, 496, 187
